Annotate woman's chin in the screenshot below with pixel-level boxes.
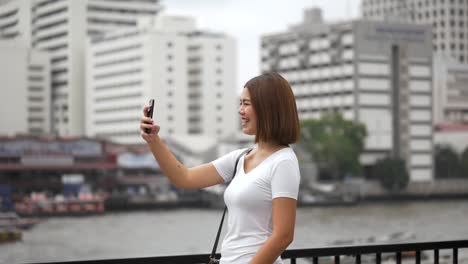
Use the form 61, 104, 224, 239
242, 128, 255, 135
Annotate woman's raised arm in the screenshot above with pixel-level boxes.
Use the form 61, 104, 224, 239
140, 105, 225, 189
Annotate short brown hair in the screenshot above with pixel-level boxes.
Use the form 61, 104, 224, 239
244, 72, 300, 145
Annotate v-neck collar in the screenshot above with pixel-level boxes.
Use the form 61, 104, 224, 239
241, 146, 289, 175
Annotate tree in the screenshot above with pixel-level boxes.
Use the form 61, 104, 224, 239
374, 157, 409, 192
300, 112, 367, 180
434, 145, 461, 178
460, 147, 468, 178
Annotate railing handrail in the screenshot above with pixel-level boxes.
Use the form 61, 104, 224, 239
34, 239, 468, 264
282, 239, 468, 258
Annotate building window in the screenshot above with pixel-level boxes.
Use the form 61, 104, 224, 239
216, 68, 222, 74
167, 91, 173, 97
167, 54, 173, 60
216, 44, 222, 50
167, 79, 173, 85
216, 56, 222, 62
216, 80, 223, 86
167, 66, 173, 72
167, 42, 173, 48
168, 103, 173, 109
168, 116, 173, 121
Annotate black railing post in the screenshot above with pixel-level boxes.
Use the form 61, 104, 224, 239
376, 252, 382, 264
416, 251, 421, 264
435, 249, 439, 264
453, 248, 458, 264
290, 257, 296, 264
334, 255, 340, 264
355, 254, 361, 264
396, 252, 402, 264
313, 256, 319, 264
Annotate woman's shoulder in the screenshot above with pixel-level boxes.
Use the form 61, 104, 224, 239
271, 147, 298, 164
220, 147, 252, 159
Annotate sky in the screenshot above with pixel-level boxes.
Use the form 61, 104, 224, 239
163, 0, 362, 93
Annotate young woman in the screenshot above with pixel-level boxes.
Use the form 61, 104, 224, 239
140, 72, 301, 264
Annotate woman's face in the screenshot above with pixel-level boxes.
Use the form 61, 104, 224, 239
239, 88, 257, 135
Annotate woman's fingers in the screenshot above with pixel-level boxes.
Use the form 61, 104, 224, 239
142, 105, 150, 115
141, 116, 152, 124
140, 122, 151, 129
141, 106, 159, 139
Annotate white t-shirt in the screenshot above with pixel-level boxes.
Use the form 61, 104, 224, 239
211, 146, 301, 264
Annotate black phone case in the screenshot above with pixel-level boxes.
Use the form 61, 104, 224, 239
145, 99, 154, 133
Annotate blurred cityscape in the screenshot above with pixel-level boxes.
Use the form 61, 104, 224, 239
0, 0, 468, 260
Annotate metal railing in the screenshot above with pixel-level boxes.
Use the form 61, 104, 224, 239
36, 239, 468, 264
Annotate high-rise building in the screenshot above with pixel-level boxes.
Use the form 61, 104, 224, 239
0, 0, 32, 44
361, 0, 468, 64
433, 55, 468, 124
0, 40, 51, 135
0, 0, 162, 136
261, 8, 434, 181
86, 16, 238, 144
87, 0, 162, 38
361, 0, 468, 125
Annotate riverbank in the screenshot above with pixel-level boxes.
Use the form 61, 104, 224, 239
2, 200, 468, 264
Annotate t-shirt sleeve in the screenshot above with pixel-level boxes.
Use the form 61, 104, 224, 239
271, 159, 301, 200
211, 148, 247, 183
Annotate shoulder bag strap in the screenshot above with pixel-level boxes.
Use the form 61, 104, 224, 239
209, 147, 253, 259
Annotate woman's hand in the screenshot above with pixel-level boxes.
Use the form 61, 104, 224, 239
140, 105, 160, 143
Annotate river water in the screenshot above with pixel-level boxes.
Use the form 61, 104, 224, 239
2, 200, 468, 263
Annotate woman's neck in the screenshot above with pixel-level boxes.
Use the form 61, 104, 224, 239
256, 141, 286, 153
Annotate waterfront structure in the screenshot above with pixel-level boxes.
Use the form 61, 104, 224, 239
261, 8, 434, 181
361, 0, 468, 64
0, 40, 50, 135
434, 123, 468, 154
0, 0, 162, 136
86, 16, 237, 144
0, 136, 117, 194
433, 56, 468, 124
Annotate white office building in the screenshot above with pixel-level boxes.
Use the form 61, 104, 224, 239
261, 8, 434, 181
361, 0, 468, 126
433, 55, 468, 124
0, 0, 162, 136
0, 40, 50, 135
361, 0, 468, 64
86, 16, 238, 144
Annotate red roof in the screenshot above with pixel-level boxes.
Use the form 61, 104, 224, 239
0, 163, 118, 171
435, 123, 468, 132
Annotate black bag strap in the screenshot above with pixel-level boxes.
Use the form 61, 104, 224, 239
209, 147, 253, 260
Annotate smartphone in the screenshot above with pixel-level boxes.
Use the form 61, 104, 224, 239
145, 99, 155, 134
